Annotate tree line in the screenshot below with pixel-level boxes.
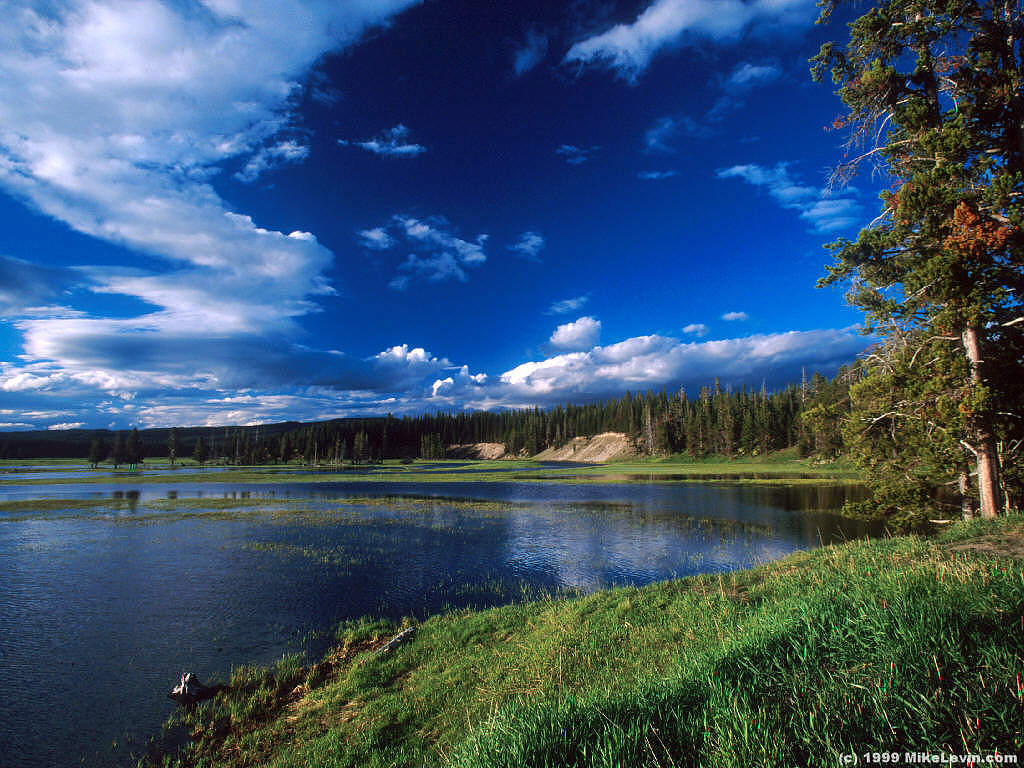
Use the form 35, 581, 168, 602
0, 376, 827, 467
256, 380, 814, 465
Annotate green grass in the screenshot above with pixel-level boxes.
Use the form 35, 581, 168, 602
145, 517, 1024, 768
1, 452, 857, 488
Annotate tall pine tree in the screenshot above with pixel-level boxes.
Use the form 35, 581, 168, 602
813, 0, 1024, 520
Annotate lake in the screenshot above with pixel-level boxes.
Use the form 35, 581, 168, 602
0, 468, 874, 767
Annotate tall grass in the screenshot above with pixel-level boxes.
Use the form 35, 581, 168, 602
147, 518, 1024, 768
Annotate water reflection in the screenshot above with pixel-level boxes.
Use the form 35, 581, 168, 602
0, 478, 874, 768
110, 489, 141, 511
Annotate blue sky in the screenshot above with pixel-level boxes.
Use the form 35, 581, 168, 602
0, 0, 874, 430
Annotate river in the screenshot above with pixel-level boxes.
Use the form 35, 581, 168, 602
0, 467, 874, 767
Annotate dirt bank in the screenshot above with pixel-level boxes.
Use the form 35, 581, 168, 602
532, 432, 637, 463
445, 443, 508, 460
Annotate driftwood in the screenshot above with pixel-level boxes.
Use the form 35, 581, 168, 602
168, 672, 225, 707
355, 626, 417, 666
169, 628, 416, 705
376, 626, 416, 655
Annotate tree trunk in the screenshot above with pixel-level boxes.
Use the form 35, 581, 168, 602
962, 326, 1002, 518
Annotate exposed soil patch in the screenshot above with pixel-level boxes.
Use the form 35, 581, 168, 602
446, 443, 507, 460
948, 521, 1024, 559
533, 432, 637, 463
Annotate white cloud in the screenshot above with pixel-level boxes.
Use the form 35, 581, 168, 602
398, 216, 487, 264
682, 323, 708, 336
550, 316, 602, 351
341, 124, 426, 158
638, 170, 677, 180
717, 163, 862, 233
513, 29, 548, 76
359, 215, 488, 289
357, 227, 396, 250
798, 199, 861, 233
492, 328, 867, 404
0, 0, 420, 415
564, 0, 812, 81
47, 422, 84, 430
555, 144, 599, 165
727, 61, 781, 88
234, 139, 310, 183
0, 325, 868, 426
547, 295, 590, 315
508, 231, 545, 261
722, 311, 748, 321
708, 61, 784, 119
0, 369, 66, 392
644, 117, 680, 153
392, 252, 467, 288
429, 365, 488, 401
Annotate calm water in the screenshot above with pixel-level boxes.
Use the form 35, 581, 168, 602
0, 471, 875, 767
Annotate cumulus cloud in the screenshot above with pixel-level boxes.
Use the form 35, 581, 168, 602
508, 231, 545, 261
234, 139, 310, 182
357, 227, 396, 250
717, 163, 862, 232
47, 422, 84, 430
513, 29, 549, 76
555, 144, 599, 165
682, 323, 708, 336
722, 311, 748, 321
397, 216, 488, 264
564, 0, 812, 81
547, 295, 590, 315
357, 215, 488, 289
371, 344, 448, 389
549, 316, 601, 351
0, 325, 869, 426
340, 124, 426, 157
430, 365, 487, 400
490, 328, 867, 405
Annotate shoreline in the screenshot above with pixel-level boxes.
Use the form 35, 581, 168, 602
142, 516, 1024, 767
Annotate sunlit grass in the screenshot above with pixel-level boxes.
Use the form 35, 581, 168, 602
144, 516, 1024, 768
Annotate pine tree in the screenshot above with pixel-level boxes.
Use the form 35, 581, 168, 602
193, 436, 208, 466
111, 432, 127, 469
167, 428, 177, 466
88, 437, 105, 468
813, 0, 1024, 519
353, 430, 368, 464
125, 427, 142, 469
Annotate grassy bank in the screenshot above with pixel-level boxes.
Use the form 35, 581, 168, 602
147, 517, 1024, 767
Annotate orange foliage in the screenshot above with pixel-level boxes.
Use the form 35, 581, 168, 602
935, 56, 965, 75
944, 202, 1016, 257
828, 115, 848, 131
